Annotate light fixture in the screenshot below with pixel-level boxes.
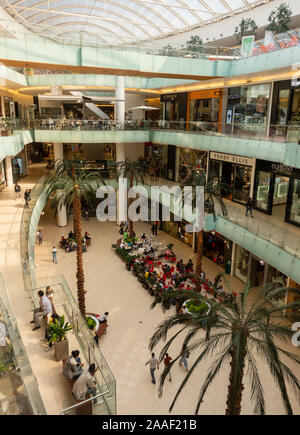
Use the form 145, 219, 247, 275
259, 260, 265, 266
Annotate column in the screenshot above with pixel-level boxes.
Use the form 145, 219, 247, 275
115, 76, 125, 123
230, 242, 237, 276
5, 156, 13, 186
115, 77, 127, 224
1, 96, 5, 117
53, 143, 67, 227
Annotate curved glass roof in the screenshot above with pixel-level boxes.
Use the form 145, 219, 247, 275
1, 0, 273, 45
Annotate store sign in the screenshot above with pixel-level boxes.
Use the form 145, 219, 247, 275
271, 163, 294, 175
210, 152, 254, 167
241, 35, 255, 58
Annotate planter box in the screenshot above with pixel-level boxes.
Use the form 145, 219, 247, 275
54, 339, 69, 362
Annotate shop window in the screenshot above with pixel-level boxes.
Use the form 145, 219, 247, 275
289, 179, 300, 224
233, 165, 251, 203
235, 246, 249, 283
255, 170, 271, 211
273, 176, 289, 206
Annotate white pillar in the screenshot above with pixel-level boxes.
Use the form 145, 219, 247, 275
231, 242, 237, 276
115, 76, 125, 123
53, 143, 67, 227
1, 96, 5, 117
5, 156, 13, 186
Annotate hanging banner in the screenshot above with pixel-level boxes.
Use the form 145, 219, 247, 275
241, 35, 255, 58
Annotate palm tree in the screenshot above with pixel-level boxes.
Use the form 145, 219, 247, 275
44, 159, 104, 317
181, 167, 228, 290
149, 278, 300, 415
114, 159, 149, 238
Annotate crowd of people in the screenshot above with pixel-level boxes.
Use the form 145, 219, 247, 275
59, 230, 91, 253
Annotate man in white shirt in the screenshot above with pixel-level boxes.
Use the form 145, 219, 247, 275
98, 312, 108, 324
145, 352, 159, 384
30, 290, 52, 331
72, 364, 99, 404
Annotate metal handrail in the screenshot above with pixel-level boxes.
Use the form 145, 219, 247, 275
60, 387, 111, 415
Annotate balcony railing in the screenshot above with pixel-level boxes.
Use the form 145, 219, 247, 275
10, 118, 300, 144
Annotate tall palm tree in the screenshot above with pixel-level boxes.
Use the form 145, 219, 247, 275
114, 159, 149, 238
181, 167, 228, 290
149, 278, 300, 415
44, 159, 104, 317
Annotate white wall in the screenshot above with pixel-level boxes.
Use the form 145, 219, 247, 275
125, 93, 145, 120
145, 0, 300, 47
124, 143, 145, 161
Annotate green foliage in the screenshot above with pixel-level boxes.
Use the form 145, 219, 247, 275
0, 357, 13, 375
86, 316, 96, 330
159, 44, 177, 57
123, 237, 138, 244
44, 159, 105, 218
48, 315, 72, 344
185, 299, 209, 314
166, 243, 174, 250
184, 35, 203, 53
149, 281, 300, 415
115, 247, 136, 264
266, 3, 292, 34
234, 18, 257, 44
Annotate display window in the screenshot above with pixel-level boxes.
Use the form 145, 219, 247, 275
178, 149, 207, 182
226, 84, 270, 135
187, 89, 223, 132
163, 217, 193, 247
255, 170, 271, 211
232, 165, 251, 203
203, 231, 232, 270
235, 246, 249, 283
288, 178, 300, 224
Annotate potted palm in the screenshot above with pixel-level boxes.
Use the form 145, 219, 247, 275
265, 3, 292, 44
48, 315, 72, 361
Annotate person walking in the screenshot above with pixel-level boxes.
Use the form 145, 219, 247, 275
164, 352, 172, 382
52, 246, 57, 263
24, 189, 30, 208
37, 229, 43, 245
246, 197, 254, 218
30, 290, 52, 331
151, 224, 155, 236
154, 222, 158, 235
145, 352, 159, 384
179, 348, 189, 372
14, 182, 21, 200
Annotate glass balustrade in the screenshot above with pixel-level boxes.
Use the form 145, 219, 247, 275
0, 274, 46, 415
8, 118, 300, 144
20, 176, 116, 415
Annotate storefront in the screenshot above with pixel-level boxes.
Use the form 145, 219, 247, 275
0, 160, 6, 190
253, 159, 300, 226
178, 149, 207, 181
160, 93, 187, 127
187, 89, 223, 131
225, 83, 271, 136
202, 231, 232, 271
163, 214, 193, 247
270, 80, 300, 141
209, 152, 254, 204
12, 150, 28, 182
145, 143, 168, 179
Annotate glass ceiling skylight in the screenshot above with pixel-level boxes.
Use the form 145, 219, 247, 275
0, 0, 274, 45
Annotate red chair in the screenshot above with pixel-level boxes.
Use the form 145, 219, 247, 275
179, 283, 185, 289
170, 257, 176, 263
156, 261, 162, 267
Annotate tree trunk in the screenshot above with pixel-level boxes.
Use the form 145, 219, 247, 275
73, 193, 86, 317
225, 330, 247, 415
195, 230, 203, 292
128, 174, 134, 238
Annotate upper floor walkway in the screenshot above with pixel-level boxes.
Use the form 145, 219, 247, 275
1, 26, 300, 79
5, 118, 300, 169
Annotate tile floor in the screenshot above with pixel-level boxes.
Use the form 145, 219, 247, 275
0, 164, 299, 415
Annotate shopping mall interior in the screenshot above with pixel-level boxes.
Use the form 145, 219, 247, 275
0, 0, 299, 417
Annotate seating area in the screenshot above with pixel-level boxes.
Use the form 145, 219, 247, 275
59, 231, 91, 253
115, 233, 237, 310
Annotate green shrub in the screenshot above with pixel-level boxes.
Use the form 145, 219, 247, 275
86, 316, 96, 329
186, 300, 209, 315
